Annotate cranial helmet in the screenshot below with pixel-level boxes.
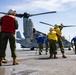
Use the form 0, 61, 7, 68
8, 9, 16, 15
38, 34, 44, 37
40, 34, 43, 36
54, 24, 59, 29
49, 28, 53, 31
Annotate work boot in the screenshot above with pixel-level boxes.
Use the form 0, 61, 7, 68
0, 58, 2, 66
39, 52, 42, 55
13, 58, 19, 65
13, 60, 19, 65
2, 58, 8, 63
54, 54, 58, 59
62, 55, 67, 58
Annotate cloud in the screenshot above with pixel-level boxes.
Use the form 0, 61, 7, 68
5, 0, 76, 12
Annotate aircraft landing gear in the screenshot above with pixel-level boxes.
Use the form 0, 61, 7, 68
68, 46, 71, 50
30, 47, 34, 50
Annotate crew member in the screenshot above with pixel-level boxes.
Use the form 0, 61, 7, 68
48, 28, 58, 58
0, 9, 19, 66
54, 24, 67, 58
36, 34, 44, 55
71, 36, 76, 54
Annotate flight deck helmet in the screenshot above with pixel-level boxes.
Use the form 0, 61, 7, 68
7, 9, 16, 15
54, 24, 59, 29
49, 28, 53, 31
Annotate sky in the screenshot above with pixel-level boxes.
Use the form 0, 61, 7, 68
0, 0, 76, 48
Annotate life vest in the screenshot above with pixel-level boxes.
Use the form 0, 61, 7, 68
1, 15, 15, 34
48, 30, 58, 42
55, 27, 62, 37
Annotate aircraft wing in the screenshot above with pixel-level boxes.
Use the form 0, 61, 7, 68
34, 30, 46, 37
62, 37, 72, 48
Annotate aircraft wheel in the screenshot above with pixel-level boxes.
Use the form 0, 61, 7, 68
68, 47, 71, 50
30, 47, 34, 50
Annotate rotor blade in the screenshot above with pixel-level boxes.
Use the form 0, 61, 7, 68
0, 12, 7, 14
15, 14, 24, 18
30, 11, 56, 17
40, 21, 53, 27
0, 11, 57, 18
63, 25, 76, 27
0, 11, 23, 18
0, 12, 23, 18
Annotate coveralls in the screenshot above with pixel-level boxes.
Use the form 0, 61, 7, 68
36, 34, 44, 55
48, 29, 58, 58
54, 25, 67, 58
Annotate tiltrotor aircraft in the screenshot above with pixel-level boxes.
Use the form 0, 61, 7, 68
0, 11, 57, 50
0, 11, 75, 50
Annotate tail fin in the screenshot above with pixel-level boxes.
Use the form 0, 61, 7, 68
16, 31, 22, 38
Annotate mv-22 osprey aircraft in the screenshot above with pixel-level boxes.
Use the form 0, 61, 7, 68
15, 11, 57, 50
0, 11, 75, 50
